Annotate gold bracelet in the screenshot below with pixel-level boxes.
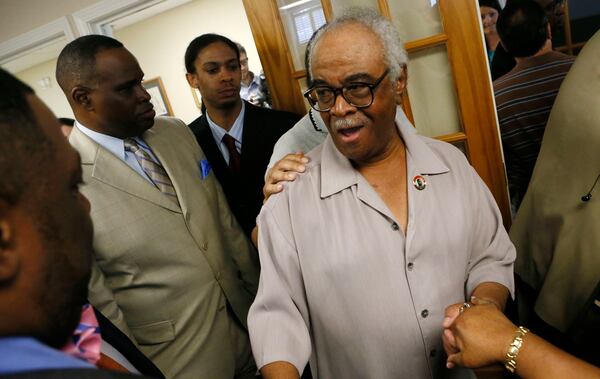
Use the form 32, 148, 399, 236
504, 326, 529, 373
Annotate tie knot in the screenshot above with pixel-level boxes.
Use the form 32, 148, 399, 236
124, 138, 140, 153
222, 134, 237, 149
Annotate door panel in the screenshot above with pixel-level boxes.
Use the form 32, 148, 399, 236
387, 0, 444, 41
406, 45, 462, 138
330, 0, 379, 15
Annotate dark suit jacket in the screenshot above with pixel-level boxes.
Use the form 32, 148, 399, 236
188, 102, 301, 237
93, 308, 164, 378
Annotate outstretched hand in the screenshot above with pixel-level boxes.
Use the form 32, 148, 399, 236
442, 302, 463, 368
445, 299, 515, 369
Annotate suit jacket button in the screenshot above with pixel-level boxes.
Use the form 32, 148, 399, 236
201, 241, 208, 250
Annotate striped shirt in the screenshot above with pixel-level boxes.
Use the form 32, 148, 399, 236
494, 51, 574, 209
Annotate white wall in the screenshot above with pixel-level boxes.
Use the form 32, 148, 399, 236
15, 57, 74, 118
114, 0, 261, 123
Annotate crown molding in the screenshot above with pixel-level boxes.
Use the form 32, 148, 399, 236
72, 0, 190, 36
0, 17, 73, 65
0, 0, 191, 72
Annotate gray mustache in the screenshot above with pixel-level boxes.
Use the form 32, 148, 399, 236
333, 118, 359, 130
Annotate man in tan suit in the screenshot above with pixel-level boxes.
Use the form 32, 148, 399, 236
56, 35, 259, 379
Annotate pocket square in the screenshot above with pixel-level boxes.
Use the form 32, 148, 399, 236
199, 159, 212, 179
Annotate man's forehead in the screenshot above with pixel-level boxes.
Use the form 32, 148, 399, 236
312, 26, 384, 81
197, 42, 238, 63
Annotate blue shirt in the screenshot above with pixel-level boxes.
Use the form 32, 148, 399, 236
206, 101, 245, 165
75, 121, 159, 183
0, 337, 93, 374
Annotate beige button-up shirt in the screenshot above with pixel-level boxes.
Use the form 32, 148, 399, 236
249, 114, 515, 379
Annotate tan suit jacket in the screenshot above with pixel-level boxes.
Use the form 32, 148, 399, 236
511, 31, 600, 332
69, 117, 259, 378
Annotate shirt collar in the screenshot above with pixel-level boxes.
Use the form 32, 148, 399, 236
320, 106, 450, 198
74, 121, 150, 158
206, 101, 245, 144
75, 121, 127, 160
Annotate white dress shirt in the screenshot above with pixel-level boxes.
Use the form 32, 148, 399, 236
205, 101, 245, 164
75, 121, 159, 183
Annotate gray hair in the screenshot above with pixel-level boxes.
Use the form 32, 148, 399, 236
307, 7, 408, 83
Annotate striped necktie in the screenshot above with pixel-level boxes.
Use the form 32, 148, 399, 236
124, 138, 179, 205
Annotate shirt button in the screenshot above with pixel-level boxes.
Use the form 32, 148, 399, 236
391, 222, 399, 231
407, 262, 414, 271
421, 309, 429, 318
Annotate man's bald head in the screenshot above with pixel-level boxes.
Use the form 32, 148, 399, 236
56, 35, 123, 97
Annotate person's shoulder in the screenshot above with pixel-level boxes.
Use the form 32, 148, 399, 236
419, 135, 472, 172
246, 102, 301, 124
154, 116, 187, 129
493, 67, 521, 92
549, 50, 576, 62
187, 113, 207, 129
150, 117, 197, 148
263, 144, 324, 212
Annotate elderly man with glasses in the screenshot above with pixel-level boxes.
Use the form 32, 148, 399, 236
248, 7, 516, 379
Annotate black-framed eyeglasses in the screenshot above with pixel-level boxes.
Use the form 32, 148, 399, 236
303, 69, 389, 112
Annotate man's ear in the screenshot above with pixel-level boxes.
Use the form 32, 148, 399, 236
397, 64, 408, 93
395, 64, 408, 105
185, 73, 198, 89
71, 86, 93, 111
0, 202, 19, 283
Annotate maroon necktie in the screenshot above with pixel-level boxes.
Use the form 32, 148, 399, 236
222, 134, 241, 173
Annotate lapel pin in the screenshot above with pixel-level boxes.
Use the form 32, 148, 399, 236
413, 175, 427, 191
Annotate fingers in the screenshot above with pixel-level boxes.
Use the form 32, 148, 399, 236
443, 302, 462, 328
442, 315, 453, 329
272, 153, 309, 174
442, 328, 458, 354
263, 182, 284, 200
263, 154, 310, 201
447, 352, 462, 369
442, 301, 464, 367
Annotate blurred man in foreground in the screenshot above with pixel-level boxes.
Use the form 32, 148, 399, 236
0, 69, 141, 378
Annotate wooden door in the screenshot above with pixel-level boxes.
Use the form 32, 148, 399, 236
243, 0, 511, 226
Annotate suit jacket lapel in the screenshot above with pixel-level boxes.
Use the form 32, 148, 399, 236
240, 102, 259, 171
195, 117, 234, 185
70, 126, 181, 214
143, 125, 190, 215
